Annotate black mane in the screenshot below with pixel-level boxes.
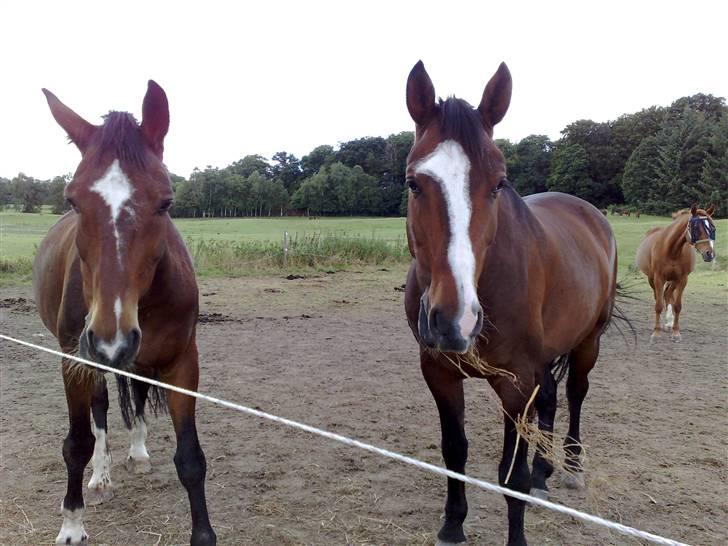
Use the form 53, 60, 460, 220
95, 111, 147, 168
438, 97, 486, 161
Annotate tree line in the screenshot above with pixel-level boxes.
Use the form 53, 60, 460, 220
2, 93, 725, 217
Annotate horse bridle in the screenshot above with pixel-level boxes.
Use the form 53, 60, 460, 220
685, 216, 716, 247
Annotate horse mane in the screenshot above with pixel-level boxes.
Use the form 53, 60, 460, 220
438, 97, 485, 161
94, 111, 147, 168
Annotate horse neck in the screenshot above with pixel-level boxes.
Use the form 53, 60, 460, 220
664, 216, 689, 258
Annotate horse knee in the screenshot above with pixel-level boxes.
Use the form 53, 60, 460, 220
63, 434, 94, 472
174, 443, 207, 487
498, 456, 530, 494
442, 436, 468, 468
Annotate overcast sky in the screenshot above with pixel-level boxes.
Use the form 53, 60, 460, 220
2, 0, 726, 180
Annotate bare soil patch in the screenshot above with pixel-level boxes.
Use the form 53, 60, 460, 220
1, 268, 726, 545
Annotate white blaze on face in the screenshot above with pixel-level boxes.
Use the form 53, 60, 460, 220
415, 139, 479, 339
88, 424, 113, 492
91, 159, 133, 259
55, 506, 87, 545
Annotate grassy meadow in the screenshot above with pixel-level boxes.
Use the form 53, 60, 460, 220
1, 209, 725, 293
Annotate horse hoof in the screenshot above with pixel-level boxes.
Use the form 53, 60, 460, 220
529, 487, 549, 502
55, 524, 88, 545
86, 484, 114, 505
436, 540, 466, 546
563, 472, 586, 490
649, 333, 659, 344
671, 333, 682, 342
191, 528, 217, 546
126, 456, 152, 474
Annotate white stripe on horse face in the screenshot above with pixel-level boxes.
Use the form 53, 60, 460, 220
415, 139, 479, 339
91, 159, 133, 259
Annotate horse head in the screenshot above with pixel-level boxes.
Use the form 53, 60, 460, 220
43, 81, 174, 369
405, 61, 511, 353
687, 204, 717, 262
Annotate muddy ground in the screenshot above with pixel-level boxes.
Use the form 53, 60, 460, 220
1, 267, 726, 546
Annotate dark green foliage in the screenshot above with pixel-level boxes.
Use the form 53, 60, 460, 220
5, 94, 725, 218
46, 174, 71, 214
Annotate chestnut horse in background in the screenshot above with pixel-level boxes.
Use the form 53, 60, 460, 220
404, 61, 618, 546
636, 204, 716, 342
34, 82, 216, 545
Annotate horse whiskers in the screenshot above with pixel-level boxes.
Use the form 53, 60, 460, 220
62, 347, 99, 385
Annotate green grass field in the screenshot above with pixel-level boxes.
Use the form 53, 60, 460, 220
1, 209, 725, 289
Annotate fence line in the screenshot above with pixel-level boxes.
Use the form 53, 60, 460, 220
0, 333, 690, 546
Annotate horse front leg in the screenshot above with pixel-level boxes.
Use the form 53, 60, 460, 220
87, 376, 114, 505
163, 344, 216, 546
493, 374, 533, 546
650, 275, 665, 343
669, 278, 688, 342
530, 364, 557, 500
126, 379, 152, 474
421, 353, 468, 545
56, 363, 96, 545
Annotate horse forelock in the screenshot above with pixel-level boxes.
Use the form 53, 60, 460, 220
438, 97, 487, 164
95, 112, 148, 169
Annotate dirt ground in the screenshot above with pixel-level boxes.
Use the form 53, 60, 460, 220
1, 267, 726, 546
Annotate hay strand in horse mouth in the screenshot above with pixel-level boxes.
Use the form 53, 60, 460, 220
504, 384, 589, 485
436, 344, 518, 383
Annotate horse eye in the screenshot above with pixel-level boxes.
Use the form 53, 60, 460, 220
157, 199, 173, 214
407, 178, 421, 195
492, 178, 506, 196
66, 198, 80, 213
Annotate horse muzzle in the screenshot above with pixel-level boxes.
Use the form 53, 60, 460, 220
79, 326, 141, 370
418, 295, 483, 354
700, 249, 715, 262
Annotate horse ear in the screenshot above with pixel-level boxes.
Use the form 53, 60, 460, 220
478, 62, 512, 136
706, 204, 715, 216
690, 203, 698, 216
141, 80, 169, 159
406, 61, 437, 126
42, 89, 96, 153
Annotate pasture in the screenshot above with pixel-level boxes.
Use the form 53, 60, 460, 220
1, 211, 727, 545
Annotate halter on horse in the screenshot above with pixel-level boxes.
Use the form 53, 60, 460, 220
34, 82, 216, 545
404, 61, 618, 546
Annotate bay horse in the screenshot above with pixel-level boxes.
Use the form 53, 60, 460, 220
34, 82, 216, 545
636, 204, 716, 342
404, 61, 618, 545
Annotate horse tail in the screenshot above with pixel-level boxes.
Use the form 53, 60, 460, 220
663, 281, 675, 305
116, 374, 168, 429
549, 354, 569, 385
608, 280, 638, 344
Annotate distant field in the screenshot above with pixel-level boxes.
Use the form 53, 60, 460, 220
1, 210, 725, 287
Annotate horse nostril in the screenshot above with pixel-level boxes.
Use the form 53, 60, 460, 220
127, 328, 141, 353
430, 308, 445, 335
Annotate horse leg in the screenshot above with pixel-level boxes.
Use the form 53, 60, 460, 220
55, 365, 95, 545
663, 282, 675, 332
163, 346, 216, 546
529, 364, 557, 500
421, 353, 468, 545
126, 379, 152, 474
493, 375, 533, 546
563, 336, 600, 490
86, 376, 114, 505
650, 275, 665, 343
669, 278, 688, 342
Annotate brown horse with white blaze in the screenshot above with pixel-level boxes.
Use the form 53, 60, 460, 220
33, 82, 216, 545
404, 61, 618, 545
636, 204, 716, 342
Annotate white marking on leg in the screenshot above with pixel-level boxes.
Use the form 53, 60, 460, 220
415, 140, 479, 339
664, 304, 674, 329
55, 506, 88, 545
90, 159, 133, 259
127, 418, 151, 473
87, 425, 113, 493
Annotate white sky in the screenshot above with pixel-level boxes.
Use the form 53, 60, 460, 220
2, 0, 726, 180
